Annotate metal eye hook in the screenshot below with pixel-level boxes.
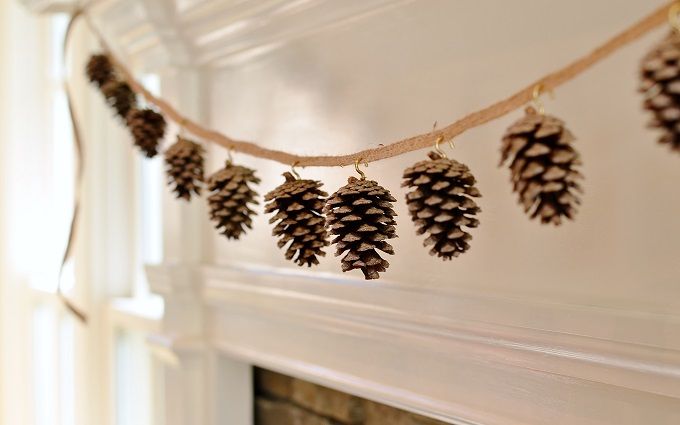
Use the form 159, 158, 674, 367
227, 146, 234, 164
431, 121, 453, 157
291, 161, 301, 180
532, 83, 554, 115
355, 157, 368, 180
670, 2, 680, 33
434, 136, 454, 158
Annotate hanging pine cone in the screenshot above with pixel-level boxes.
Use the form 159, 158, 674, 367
402, 151, 481, 260
164, 136, 205, 201
640, 30, 680, 153
324, 176, 397, 280
207, 161, 260, 240
500, 106, 583, 225
102, 80, 137, 120
127, 108, 166, 158
86, 54, 114, 88
264, 172, 329, 267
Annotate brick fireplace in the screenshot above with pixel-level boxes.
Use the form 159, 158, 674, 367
255, 368, 447, 425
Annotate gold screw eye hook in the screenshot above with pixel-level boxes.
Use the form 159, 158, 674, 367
291, 161, 301, 180
532, 83, 554, 115
431, 121, 453, 157
670, 2, 680, 33
227, 146, 234, 165
434, 136, 454, 158
355, 158, 368, 180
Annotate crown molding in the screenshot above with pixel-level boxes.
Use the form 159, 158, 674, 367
18, 0, 77, 13
24, 0, 415, 70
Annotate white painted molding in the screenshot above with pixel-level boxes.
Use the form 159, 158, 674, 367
179, 0, 414, 66
108, 297, 163, 333
58, 0, 415, 69
145, 263, 198, 296
146, 263, 680, 425
18, 0, 77, 14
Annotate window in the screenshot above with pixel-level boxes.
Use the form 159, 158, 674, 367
0, 7, 164, 424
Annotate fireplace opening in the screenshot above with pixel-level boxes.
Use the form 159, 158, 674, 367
254, 368, 448, 425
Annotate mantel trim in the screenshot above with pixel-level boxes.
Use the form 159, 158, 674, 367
147, 263, 680, 425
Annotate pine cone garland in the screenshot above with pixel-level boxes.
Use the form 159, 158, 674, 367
324, 176, 397, 280
500, 106, 583, 225
164, 136, 205, 201
86, 54, 114, 87
402, 152, 481, 260
640, 30, 680, 153
207, 161, 260, 240
102, 80, 137, 120
264, 172, 329, 267
127, 108, 166, 158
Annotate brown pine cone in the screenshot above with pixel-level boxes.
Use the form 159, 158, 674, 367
640, 30, 680, 153
207, 161, 260, 240
102, 80, 137, 120
402, 152, 481, 260
164, 136, 204, 201
127, 108, 166, 158
324, 176, 397, 280
264, 172, 329, 267
500, 106, 583, 225
86, 54, 114, 87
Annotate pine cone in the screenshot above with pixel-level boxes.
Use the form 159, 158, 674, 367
102, 80, 137, 120
402, 152, 481, 260
640, 30, 680, 153
324, 176, 397, 280
500, 106, 583, 225
127, 108, 166, 158
264, 172, 329, 267
207, 161, 260, 240
164, 136, 204, 201
86, 54, 114, 87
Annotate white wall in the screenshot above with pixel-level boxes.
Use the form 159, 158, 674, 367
205, 0, 680, 325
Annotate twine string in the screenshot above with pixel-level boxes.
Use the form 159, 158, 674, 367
60, 8, 88, 323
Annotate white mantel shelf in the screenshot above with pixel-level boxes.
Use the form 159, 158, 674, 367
147, 263, 680, 425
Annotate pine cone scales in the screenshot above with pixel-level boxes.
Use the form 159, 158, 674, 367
264, 172, 329, 267
324, 176, 397, 280
402, 152, 481, 259
86, 54, 114, 87
165, 137, 204, 201
640, 30, 680, 153
500, 107, 583, 225
207, 162, 260, 240
127, 109, 166, 158
102, 81, 136, 120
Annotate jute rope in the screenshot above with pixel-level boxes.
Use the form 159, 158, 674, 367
80, 2, 672, 167
60, 8, 88, 323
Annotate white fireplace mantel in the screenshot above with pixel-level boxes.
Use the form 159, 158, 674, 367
145, 262, 680, 425
24, 0, 680, 424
